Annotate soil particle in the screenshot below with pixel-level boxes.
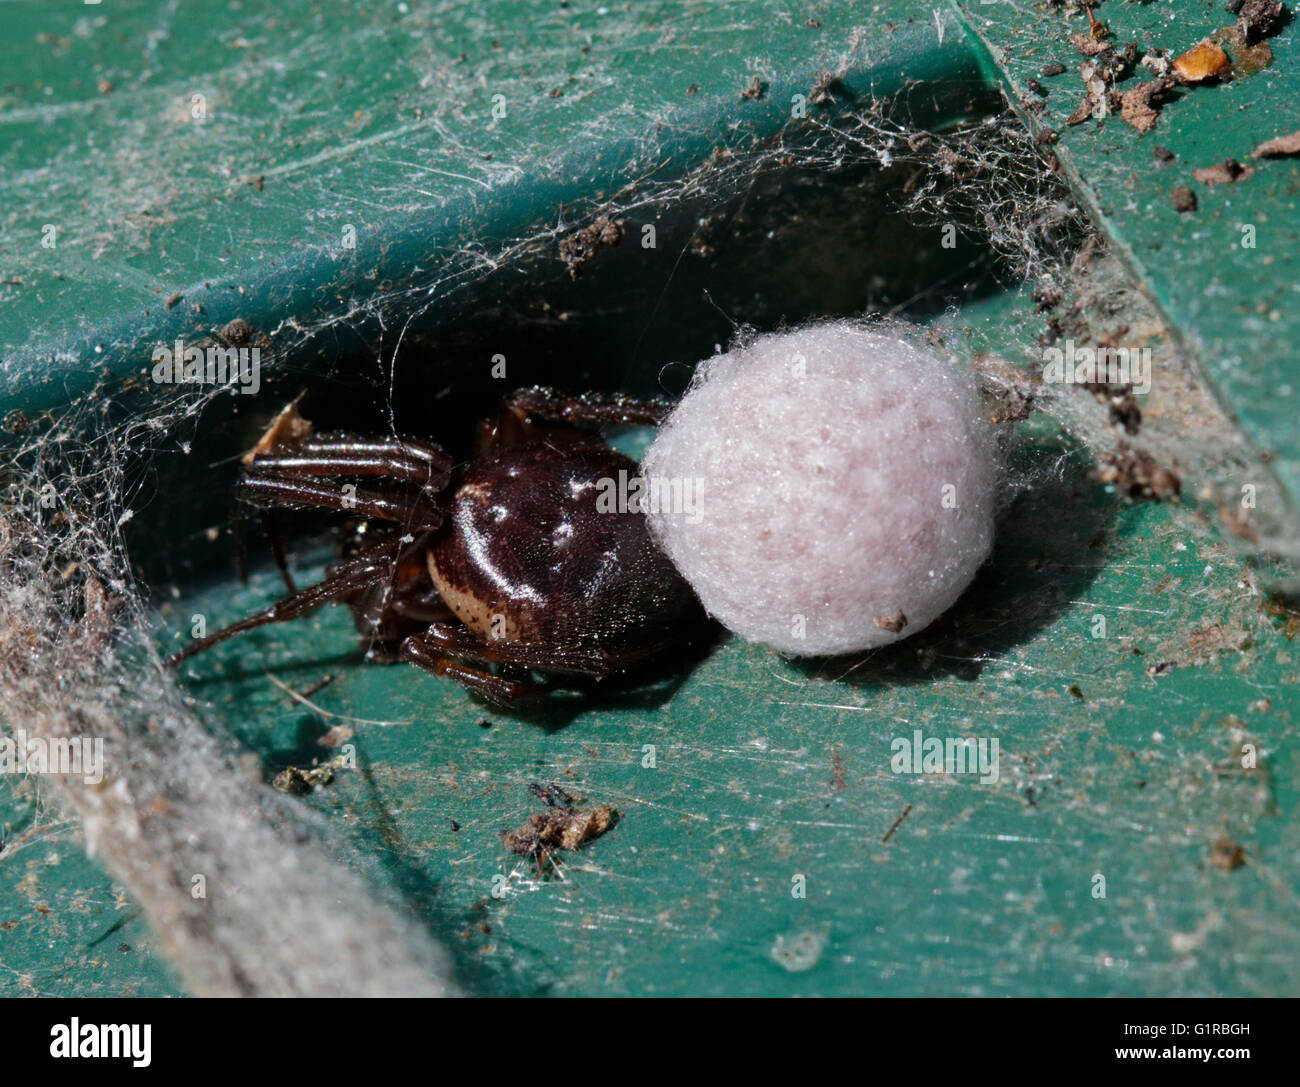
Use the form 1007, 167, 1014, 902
1210, 837, 1245, 871
1171, 185, 1198, 212
1233, 0, 1286, 45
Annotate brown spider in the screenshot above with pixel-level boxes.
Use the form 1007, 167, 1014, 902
168, 387, 711, 705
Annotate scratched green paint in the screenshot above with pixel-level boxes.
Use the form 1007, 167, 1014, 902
3, 0, 1299, 997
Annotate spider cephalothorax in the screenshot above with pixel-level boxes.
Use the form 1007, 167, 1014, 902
169, 387, 710, 705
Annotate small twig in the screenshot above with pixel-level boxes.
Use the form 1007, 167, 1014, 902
296, 673, 336, 700
881, 804, 913, 844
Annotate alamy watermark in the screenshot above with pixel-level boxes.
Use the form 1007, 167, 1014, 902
1, 730, 104, 785
1042, 339, 1151, 395
595, 469, 704, 524
151, 338, 261, 395
891, 729, 999, 785
50, 1018, 150, 1068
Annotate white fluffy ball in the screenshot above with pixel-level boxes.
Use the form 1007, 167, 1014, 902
642, 321, 999, 656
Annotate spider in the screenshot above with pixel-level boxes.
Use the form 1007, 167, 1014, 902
167, 386, 711, 705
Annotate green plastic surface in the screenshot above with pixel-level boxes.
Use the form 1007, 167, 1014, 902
962, 0, 1300, 549
3, 0, 1299, 997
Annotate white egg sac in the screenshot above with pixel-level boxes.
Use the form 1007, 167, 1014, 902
642, 321, 999, 656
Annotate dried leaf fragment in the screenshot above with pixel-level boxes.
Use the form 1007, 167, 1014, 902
874, 611, 908, 633
1212, 25, 1275, 77
501, 787, 619, 876
1120, 77, 1173, 132
1253, 129, 1300, 158
1193, 158, 1255, 184
1173, 40, 1230, 82
244, 399, 312, 465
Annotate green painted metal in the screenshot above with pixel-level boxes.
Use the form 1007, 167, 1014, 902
3, 0, 1299, 997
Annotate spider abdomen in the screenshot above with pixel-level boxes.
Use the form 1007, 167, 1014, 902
426, 442, 700, 660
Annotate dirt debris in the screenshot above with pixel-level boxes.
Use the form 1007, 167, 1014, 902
1064, 34, 1140, 126
272, 755, 350, 794
974, 354, 1042, 424
1119, 77, 1174, 132
829, 748, 848, 791
1209, 836, 1246, 871
1071, 32, 1114, 58
1059, 2, 1285, 135
1086, 380, 1142, 435
809, 71, 842, 105
1096, 446, 1181, 501
1230, 0, 1287, 45
1253, 129, 1300, 158
501, 784, 618, 877
1193, 158, 1255, 184
1186, 623, 1245, 662
1174, 40, 1231, 82
1170, 185, 1198, 212
874, 611, 908, 633
558, 215, 624, 278
1261, 594, 1300, 640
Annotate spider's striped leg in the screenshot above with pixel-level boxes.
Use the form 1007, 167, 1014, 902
166, 541, 399, 667
399, 632, 558, 706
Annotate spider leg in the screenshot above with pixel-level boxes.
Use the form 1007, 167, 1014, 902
399, 635, 557, 705
504, 386, 674, 427
478, 386, 674, 451
409, 620, 617, 678
238, 473, 444, 529
250, 436, 452, 493
167, 542, 398, 666
237, 434, 452, 528
388, 598, 457, 624
233, 436, 448, 588
262, 510, 297, 594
